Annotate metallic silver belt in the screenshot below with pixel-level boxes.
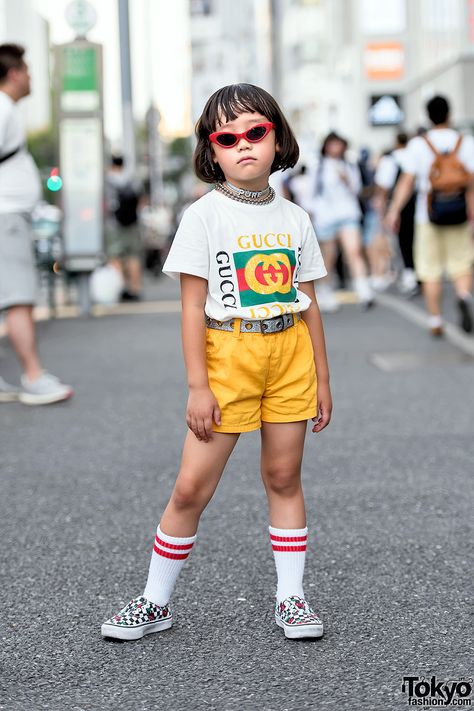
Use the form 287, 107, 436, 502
205, 313, 301, 334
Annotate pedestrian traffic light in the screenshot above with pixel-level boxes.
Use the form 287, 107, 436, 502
47, 167, 63, 192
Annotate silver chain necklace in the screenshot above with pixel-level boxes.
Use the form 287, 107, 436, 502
215, 181, 276, 205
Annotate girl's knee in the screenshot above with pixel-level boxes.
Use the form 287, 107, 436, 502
171, 477, 208, 512
263, 466, 301, 496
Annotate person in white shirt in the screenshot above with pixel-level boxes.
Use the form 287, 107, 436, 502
0, 44, 72, 404
309, 133, 373, 312
102, 82, 331, 642
386, 96, 474, 336
375, 133, 417, 296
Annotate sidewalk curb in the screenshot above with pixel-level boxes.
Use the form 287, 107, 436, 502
377, 293, 474, 358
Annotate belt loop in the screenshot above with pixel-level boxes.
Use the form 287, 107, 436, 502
232, 318, 242, 339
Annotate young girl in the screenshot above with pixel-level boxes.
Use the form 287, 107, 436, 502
101, 84, 332, 642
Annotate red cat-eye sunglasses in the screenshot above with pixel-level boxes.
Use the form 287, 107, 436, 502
209, 122, 275, 148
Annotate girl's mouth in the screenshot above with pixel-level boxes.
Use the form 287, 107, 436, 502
238, 157, 256, 164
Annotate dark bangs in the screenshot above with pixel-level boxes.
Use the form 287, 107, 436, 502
193, 83, 299, 184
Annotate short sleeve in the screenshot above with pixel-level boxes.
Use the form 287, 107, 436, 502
459, 134, 474, 173
398, 138, 419, 175
298, 214, 327, 282
162, 206, 209, 281
0, 99, 13, 152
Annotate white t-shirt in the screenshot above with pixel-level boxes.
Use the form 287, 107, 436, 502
309, 157, 362, 231
400, 128, 474, 224
163, 189, 327, 322
0, 92, 41, 214
375, 148, 406, 191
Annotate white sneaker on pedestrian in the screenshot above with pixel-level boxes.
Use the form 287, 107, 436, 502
0, 376, 20, 402
354, 277, 375, 310
370, 273, 394, 293
19, 372, 73, 405
398, 269, 418, 297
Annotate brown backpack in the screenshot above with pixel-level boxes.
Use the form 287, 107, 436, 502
423, 135, 470, 225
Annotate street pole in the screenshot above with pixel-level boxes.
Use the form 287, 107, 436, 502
117, 0, 136, 175
270, 0, 282, 103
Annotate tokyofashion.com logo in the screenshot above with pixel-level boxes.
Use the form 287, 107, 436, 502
401, 676, 472, 706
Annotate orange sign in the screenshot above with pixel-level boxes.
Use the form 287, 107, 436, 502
364, 42, 404, 80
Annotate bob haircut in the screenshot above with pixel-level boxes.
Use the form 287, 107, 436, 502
320, 131, 348, 157
194, 83, 299, 184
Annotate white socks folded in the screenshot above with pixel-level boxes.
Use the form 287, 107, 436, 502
142, 523, 309, 607
143, 525, 196, 606
269, 525, 308, 603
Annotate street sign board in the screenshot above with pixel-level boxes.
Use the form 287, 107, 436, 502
55, 40, 104, 272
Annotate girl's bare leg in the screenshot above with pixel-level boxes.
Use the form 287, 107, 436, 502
160, 430, 240, 536
260, 421, 308, 528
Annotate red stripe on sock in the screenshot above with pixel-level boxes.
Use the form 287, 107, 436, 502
272, 544, 307, 552
155, 535, 194, 551
154, 543, 189, 560
270, 534, 307, 543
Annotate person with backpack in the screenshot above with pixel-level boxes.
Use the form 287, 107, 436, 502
375, 133, 418, 297
106, 155, 143, 301
386, 96, 474, 336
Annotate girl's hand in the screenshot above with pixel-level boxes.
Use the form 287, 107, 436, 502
186, 386, 221, 442
312, 382, 332, 433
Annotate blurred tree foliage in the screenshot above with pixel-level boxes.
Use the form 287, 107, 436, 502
27, 126, 57, 170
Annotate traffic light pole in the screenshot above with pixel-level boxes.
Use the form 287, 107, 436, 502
118, 0, 137, 176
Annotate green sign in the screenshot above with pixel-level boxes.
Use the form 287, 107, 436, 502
62, 46, 98, 92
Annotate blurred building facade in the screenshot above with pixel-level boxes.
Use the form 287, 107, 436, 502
189, 0, 474, 159
189, 0, 272, 125
0, 0, 51, 131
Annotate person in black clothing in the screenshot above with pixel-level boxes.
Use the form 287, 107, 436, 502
375, 133, 418, 297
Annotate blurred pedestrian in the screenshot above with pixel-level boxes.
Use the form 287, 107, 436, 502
102, 82, 331, 643
375, 133, 418, 297
386, 96, 474, 336
0, 44, 72, 405
358, 147, 393, 293
283, 164, 312, 208
105, 155, 143, 301
310, 132, 374, 311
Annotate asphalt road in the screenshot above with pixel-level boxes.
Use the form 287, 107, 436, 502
1, 284, 473, 711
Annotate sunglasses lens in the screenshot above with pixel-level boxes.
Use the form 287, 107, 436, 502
216, 133, 237, 147
246, 125, 268, 141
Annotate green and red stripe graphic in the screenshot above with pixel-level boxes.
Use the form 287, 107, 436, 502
233, 248, 297, 307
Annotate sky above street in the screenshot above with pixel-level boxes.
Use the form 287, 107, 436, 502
34, 0, 191, 142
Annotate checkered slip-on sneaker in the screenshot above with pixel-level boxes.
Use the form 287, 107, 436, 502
275, 595, 324, 639
101, 596, 173, 641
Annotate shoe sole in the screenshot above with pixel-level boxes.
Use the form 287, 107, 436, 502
18, 389, 74, 406
0, 393, 20, 402
101, 617, 173, 641
275, 615, 324, 639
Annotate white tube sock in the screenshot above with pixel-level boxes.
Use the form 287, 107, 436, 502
269, 525, 308, 603
143, 524, 197, 606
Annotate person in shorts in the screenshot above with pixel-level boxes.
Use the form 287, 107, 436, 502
0, 44, 72, 405
386, 96, 474, 336
309, 133, 374, 312
101, 83, 332, 643
105, 155, 143, 301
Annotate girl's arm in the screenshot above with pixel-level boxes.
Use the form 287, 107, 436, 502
180, 273, 221, 442
298, 281, 332, 433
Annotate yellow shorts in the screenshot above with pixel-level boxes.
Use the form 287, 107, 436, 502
206, 318, 317, 433
415, 222, 474, 281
